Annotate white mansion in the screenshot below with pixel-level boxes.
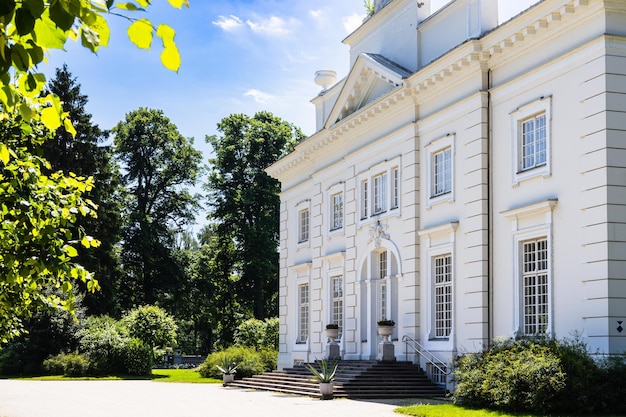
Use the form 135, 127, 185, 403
266, 0, 626, 385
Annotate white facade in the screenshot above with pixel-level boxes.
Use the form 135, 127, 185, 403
267, 0, 626, 386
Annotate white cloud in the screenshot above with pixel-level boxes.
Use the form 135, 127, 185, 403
246, 16, 299, 37
212, 15, 244, 31
309, 9, 324, 20
342, 12, 364, 34
244, 89, 275, 104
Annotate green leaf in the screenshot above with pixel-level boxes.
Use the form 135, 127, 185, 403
15, 7, 36, 36
0, 143, 9, 165
167, 0, 189, 8
116, 2, 142, 11
33, 11, 69, 49
63, 245, 78, 257
23, 0, 45, 19
10, 44, 30, 72
0, 0, 15, 17
80, 26, 100, 52
63, 116, 76, 136
127, 18, 153, 50
157, 24, 180, 72
49, 0, 74, 31
41, 106, 62, 131
90, 14, 110, 47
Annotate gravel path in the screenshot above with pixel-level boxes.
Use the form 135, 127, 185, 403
0, 380, 420, 417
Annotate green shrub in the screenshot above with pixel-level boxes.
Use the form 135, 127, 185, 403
454, 340, 566, 413
77, 315, 153, 376
120, 338, 153, 376
233, 317, 279, 350
198, 346, 277, 379
122, 305, 178, 350
43, 352, 89, 377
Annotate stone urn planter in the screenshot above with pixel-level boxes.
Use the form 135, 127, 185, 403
326, 324, 339, 342
377, 319, 395, 342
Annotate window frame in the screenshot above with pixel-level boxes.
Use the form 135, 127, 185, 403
511, 96, 552, 186
520, 237, 549, 336
357, 157, 402, 224
433, 253, 453, 338
425, 134, 455, 208
331, 275, 344, 340
297, 283, 309, 343
298, 208, 310, 244
330, 191, 344, 231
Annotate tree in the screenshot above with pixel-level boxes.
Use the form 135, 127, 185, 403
0, 0, 187, 344
0, 119, 100, 343
44, 65, 124, 316
113, 108, 202, 307
206, 112, 305, 320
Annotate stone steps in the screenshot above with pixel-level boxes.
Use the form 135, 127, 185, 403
229, 360, 447, 399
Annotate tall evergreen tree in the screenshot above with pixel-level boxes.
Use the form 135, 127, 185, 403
113, 108, 202, 308
44, 65, 124, 316
206, 111, 304, 319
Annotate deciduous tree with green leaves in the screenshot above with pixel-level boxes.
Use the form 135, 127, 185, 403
113, 107, 202, 307
206, 112, 305, 320
0, 0, 187, 344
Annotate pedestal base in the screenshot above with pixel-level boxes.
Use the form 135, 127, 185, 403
378, 342, 396, 363
327, 342, 341, 360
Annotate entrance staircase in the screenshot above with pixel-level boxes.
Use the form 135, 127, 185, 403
229, 360, 447, 399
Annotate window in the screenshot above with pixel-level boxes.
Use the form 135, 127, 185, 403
425, 135, 454, 208
521, 238, 549, 336
331, 192, 343, 231
378, 250, 388, 279
331, 276, 343, 338
433, 254, 452, 338
432, 148, 452, 197
298, 284, 309, 343
520, 113, 547, 171
358, 158, 401, 221
373, 172, 388, 214
511, 96, 551, 185
392, 167, 400, 209
298, 209, 310, 243
361, 179, 369, 219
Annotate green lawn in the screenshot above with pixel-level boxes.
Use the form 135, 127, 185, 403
9, 369, 221, 384
394, 403, 623, 417
151, 368, 221, 383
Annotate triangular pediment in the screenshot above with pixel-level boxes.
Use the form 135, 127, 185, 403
325, 53, 412, 129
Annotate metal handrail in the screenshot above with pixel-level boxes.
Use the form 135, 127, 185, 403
402, 335, 451, 376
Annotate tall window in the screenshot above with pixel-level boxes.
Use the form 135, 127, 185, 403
298, 209, 309, 243
331, 192, 343, 230
520, 113, 547, 171
432, 148, 452, 197
378, 250, 388, 279
522, 238, 549, 335
298, 284, 309, 342
361, 179, 369, 219
392, 167, 400, 209
433, 254, 452, 338
331, 276, 343, 338
373, 172, 388, 214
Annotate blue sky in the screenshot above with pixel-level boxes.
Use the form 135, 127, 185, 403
45, 0, 539, 162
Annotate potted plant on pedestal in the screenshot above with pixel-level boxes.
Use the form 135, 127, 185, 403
325, 323, 339, 342
377, 319, 395, 341
216, 357, 238, 386
306, 358, 339, 400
